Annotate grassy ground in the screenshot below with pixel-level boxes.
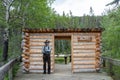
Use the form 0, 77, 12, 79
55, 57, 71, 64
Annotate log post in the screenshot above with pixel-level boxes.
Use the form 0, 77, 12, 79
103, 59, 106, 67
64, 55, 67, 64
2, 30, 9, 61
8, 67, 13, 80
109, 60, 114, 76
69, 55, 71, 62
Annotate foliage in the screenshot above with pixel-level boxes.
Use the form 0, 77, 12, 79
101, 6, 120, 59
0, 0, 55, 61
55, 40, 71, 54
106, 0, 120, 6
101, 5, 120, 80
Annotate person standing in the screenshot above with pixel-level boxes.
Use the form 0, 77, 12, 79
42, 40, 51, 74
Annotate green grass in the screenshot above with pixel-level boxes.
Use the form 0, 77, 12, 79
55, 57, 70, 64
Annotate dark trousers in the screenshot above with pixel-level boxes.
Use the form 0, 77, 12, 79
43, 54, 51, 73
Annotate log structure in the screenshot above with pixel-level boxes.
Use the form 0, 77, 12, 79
22, 28, 104, 73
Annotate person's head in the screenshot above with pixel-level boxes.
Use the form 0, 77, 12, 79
44, 40, 50, 46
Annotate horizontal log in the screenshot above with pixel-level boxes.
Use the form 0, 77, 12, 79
73, 68, 96, 72
25, 33, 30, 36
73, 37, 96, 42
0, 57, 20, 80
73, 33, 99, 36
23, 49, 30, 52
73, 54, 95, 57
29, 44, 53, 46
73, 45, 96, 48
29, 59, 54, 62
73, 53, 95, 55
30, 62, 54, 65
29, 70, 53, 73
73, 56, 95, 58
23, 36, 30, 40
73, 57, 95, 61
30, 36, 52, 39
30, 46, 43, 49
95, 64, 100, 68
23, 64, 29, 68
29, 52, 54, 55
30, 55, 54, 60
73, 52, 95, 54
23, 52, 30, 55
73, 62, 95, 65
73, 65, 95, 69
22, 66, 29, 72
30, 42, 52, 45
30, 57, 54, 60
30, 53, 42, 56
22, 56, 29, 59
22, 40, 30, 44
29, 66, 54, 70
73, 35, 96, 38
30, 50, 54, 53
73, 42, 96, 46
73, 60, 95, 62
23, 47, 29, 50
30, 33, 53, 36
73, 48, 96, 50
73, 50, 95, 53
30, 39, 52, 42
22, 54, 29, 58
102, 57, 120, 66
22, 58, 29, 62
23, 44, 29, 48
55, 37, 71, 40
54, 33, 72, 36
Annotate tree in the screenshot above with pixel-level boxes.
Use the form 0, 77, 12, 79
1, 0, 15, 61
0, 0, 56, 61
101, 6, 120, 59
106, 0, 120, 6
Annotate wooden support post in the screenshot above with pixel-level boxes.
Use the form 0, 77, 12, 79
69, 55, 71, 62
109, 61, 113, 76
64, 56, 67, 64
8, 67, 13, 80
0, 73, 4, 80
103, 59, 106, 67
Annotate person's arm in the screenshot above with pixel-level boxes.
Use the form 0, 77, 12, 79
42, 46, 45, 54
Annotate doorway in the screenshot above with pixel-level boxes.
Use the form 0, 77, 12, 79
54, 35, 72, 73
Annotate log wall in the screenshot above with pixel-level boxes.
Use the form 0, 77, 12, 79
72, 33, 101, 72
22, 30, 102, 73
22, 33, 54, 73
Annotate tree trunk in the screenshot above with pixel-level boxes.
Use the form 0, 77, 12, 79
2, 31, 8, 61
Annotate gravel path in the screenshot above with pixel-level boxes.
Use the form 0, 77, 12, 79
14, 63, 113, 80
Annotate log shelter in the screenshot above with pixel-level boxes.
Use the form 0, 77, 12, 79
22, 28, 104, 73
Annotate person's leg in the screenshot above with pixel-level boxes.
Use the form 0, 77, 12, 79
43, 54, 46, 74
47, 54, 51, 74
